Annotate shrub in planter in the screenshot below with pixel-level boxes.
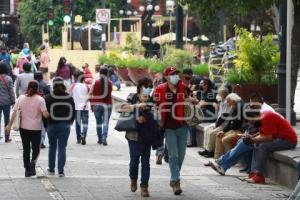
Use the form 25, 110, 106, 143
124, 56, 152, 84
192, 63, 210, 76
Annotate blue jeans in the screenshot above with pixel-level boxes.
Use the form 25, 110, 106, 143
165, 125, 188, 181
128, 140, 151, 187
75, 110, 89, 139
41, 121, 46, 144
0, 105, 10, 137
251, 139, 296, 175
188, 126, 197, 146
94, 104, 112, 141
47, 122, 71, 173
218, 138, 254, 171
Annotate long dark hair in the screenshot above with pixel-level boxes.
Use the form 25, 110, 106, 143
26, 81, 40, 97
57, 57, 66, 69
99, 66, 109, 99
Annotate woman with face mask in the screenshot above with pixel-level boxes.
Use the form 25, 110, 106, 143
120, 77, 162, 198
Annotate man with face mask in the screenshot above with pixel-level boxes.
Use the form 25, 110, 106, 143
154, 67, 191, 196
199, 86, 231, 158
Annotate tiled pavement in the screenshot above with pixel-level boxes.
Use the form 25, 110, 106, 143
0, 109, 293, 200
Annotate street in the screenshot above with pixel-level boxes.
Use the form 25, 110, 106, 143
0, 110, 292, 200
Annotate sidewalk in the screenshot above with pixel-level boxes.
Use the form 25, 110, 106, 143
0, 87, 293, 200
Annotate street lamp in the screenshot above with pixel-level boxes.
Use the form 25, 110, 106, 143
166, 0, 175, 33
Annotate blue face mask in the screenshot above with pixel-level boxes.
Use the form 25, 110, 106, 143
143, 87, 152, 96
170, 75, 180, 85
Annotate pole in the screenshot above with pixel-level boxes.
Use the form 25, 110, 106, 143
175, 4, 183, 49
277, 1, 287, 118
286, 0, 292, 123
101, 0, 107, 53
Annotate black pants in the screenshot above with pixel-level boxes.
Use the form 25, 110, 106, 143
20, 129, 41, 170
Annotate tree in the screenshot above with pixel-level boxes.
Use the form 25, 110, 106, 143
183, 0, 300, 114
19, 0, 123, 49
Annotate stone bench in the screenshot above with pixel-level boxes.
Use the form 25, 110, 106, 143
195, 122, 300, 189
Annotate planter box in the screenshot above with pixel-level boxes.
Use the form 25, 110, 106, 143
233, 84, 278, 104
116, 67, 132, 84
127, 68, 153, 85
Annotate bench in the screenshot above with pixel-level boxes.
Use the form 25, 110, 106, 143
196, 123, 300, 189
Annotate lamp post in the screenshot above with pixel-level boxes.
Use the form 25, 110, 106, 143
144, 0, 159, 57
119, 0, 138, 32
1, 13, 5, 41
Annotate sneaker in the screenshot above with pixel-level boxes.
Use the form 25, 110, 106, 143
156, 155, 163, 165
170, 181, 182, 195
47, 169, 55, 175
210, 160, 225, 175
81, 137, 86, 145
245, 174, 265, 184
102, 139, 107, 146
58, 172, 65, 178
76, 139, 81, 144
40, 143, 46, 149
97, 140, 103, 145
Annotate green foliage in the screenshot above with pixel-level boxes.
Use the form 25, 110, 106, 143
123, 33, 145, 55
229, 28, 279, 85
164, 47, 193, 69
19, 0, 123, 49
192, 64, 209, 76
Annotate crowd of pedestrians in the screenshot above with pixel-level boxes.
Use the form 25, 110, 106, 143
0, 43, 298, 198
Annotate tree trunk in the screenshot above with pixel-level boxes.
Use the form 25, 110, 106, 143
291, 0, 300, 110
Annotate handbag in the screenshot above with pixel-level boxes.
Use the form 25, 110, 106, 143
12, 97, 22, 131
114, 112, 137, 132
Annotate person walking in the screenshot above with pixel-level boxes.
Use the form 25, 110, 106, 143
5, 81, 49, 177
153, 67, 192, 195
55, 57, 73, 89
15, 62, 34, 97
45, 77, 75, 177
120, 77, 162, 197
82, 63, 93, 85
39, 44, 50, 80
89, 66, 112, 146
0, 62, 15, 142
34, 71, 50, 148
69, 72, 90, 145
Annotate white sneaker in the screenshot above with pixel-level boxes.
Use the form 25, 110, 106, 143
211, 160, 225, 175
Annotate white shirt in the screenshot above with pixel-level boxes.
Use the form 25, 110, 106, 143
70, 83, 90, 110
261, 102, 275, 113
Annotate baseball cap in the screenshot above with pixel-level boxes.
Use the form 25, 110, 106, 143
164, 67, 179, 76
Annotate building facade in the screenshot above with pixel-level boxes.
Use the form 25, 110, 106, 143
0, 0, 20, 47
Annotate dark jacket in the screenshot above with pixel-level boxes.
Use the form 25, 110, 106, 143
45, 91, 75, 124
222, 101, 246, 133
127, 93, 162, 149
196, 89, 217, 122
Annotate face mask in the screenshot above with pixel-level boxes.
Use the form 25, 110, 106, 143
170, 75, 180, 85
216, 95, 222, 102
143, 87, 152, 96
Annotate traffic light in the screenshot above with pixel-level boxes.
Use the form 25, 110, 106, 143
63, 0, 71, 15
48, 6, 54, 20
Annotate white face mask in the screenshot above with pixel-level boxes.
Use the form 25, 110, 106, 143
216, 94, 222, 102
142, 87, 152, 96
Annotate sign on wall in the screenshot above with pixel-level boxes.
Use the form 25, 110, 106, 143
96, 9, 111, 24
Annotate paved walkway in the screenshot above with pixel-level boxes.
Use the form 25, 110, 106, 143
0, 107, 293, 200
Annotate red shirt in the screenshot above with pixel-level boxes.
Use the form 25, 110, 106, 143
90, 79, 112, 105
154, 81, 186, 129
260, 111, 298, 144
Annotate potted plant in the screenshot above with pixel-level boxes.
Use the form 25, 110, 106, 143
192, 63, 210, 77
125, 56, 153, 85
225, 28, 280, 103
